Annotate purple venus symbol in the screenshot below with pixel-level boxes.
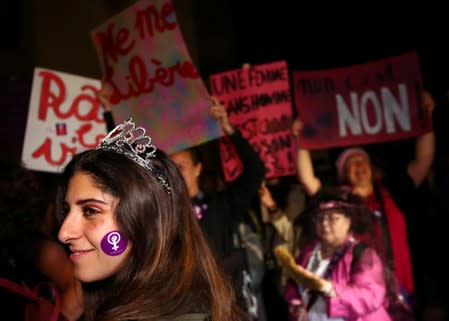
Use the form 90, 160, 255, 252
101, 230, 128, 256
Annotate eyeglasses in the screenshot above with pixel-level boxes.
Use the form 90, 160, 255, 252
312, 212, 345, 224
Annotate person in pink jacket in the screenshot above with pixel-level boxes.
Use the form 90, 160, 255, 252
283, 187, 391, 321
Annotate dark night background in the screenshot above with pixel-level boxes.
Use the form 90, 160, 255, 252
1, 0, 448, 168
228, 2, 449, 93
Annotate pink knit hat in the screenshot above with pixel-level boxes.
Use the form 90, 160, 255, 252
335, 148, 370, 183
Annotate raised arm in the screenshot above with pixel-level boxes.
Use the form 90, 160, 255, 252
209, 96, 266, 218
208, 96, 235, 136
407, 90, 435, 187
292, 118, 321, 196
96, 81, 116, 132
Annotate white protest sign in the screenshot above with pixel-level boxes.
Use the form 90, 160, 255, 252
22, 67, 105, 173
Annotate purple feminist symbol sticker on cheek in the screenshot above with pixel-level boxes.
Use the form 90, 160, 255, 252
100, 231, 128, 256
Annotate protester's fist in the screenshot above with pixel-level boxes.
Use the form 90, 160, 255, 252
208, 96, 234, 135
259, 184, 275, 208
421, 90, 435, 116
291, 118, 304, 137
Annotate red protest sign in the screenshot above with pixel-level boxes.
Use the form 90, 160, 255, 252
210, 61, 295, 181
293, 51, 431, 149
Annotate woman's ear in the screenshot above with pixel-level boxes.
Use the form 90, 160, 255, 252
345, 217, 352, 233
194, 162, 203, 178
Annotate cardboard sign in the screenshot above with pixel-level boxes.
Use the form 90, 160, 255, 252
91, 0, 221, 153
22, 68, 105, 173
210, 61, 295, 180
293, 51, 431, 149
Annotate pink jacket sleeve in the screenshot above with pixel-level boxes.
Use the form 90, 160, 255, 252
328, 247, 388, 319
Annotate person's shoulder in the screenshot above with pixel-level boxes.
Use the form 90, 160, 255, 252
349, 241, 381, 265
349, 241, 368, 257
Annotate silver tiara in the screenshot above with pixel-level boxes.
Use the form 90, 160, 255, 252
97, 118, 171, 193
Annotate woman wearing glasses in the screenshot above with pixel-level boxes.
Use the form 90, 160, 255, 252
282, 187, 391, 321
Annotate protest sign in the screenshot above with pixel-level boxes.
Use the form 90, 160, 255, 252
210, 61, 295, 180
22, 68, 105, 173
91, 0, 220, 153
293, 51, 431, 149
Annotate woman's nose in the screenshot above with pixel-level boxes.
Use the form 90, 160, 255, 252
58, 211, 82, 244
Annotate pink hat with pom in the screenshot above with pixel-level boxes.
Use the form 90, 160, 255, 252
335, 148, 370, 183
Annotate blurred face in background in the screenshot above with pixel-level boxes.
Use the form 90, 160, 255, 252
170, 150, 202, 198
344, 153, 372, 188
314, 210, 351, 247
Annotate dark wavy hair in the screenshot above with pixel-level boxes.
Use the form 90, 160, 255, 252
55, 148, 244, 321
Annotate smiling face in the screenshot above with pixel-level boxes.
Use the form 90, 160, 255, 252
344, 153, 372, 187
58, 172, 131, 283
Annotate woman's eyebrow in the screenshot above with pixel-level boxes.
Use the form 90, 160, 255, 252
75, 198, 109, 206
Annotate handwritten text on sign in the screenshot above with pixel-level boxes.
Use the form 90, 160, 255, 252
22, 68, 105, 173
91, 0, 220, 153
293, 51, 431, 149
210, 61, 295, 180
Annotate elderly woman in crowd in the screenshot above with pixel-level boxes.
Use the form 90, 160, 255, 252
278, 187, 391, 321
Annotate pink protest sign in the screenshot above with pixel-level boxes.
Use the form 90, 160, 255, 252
293, 51, 431, 149
91, 0, 220, 153
210, 61, 295, 181
22, 68, 105, 173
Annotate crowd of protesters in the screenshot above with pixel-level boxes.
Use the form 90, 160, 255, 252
1, 74, 448, 321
